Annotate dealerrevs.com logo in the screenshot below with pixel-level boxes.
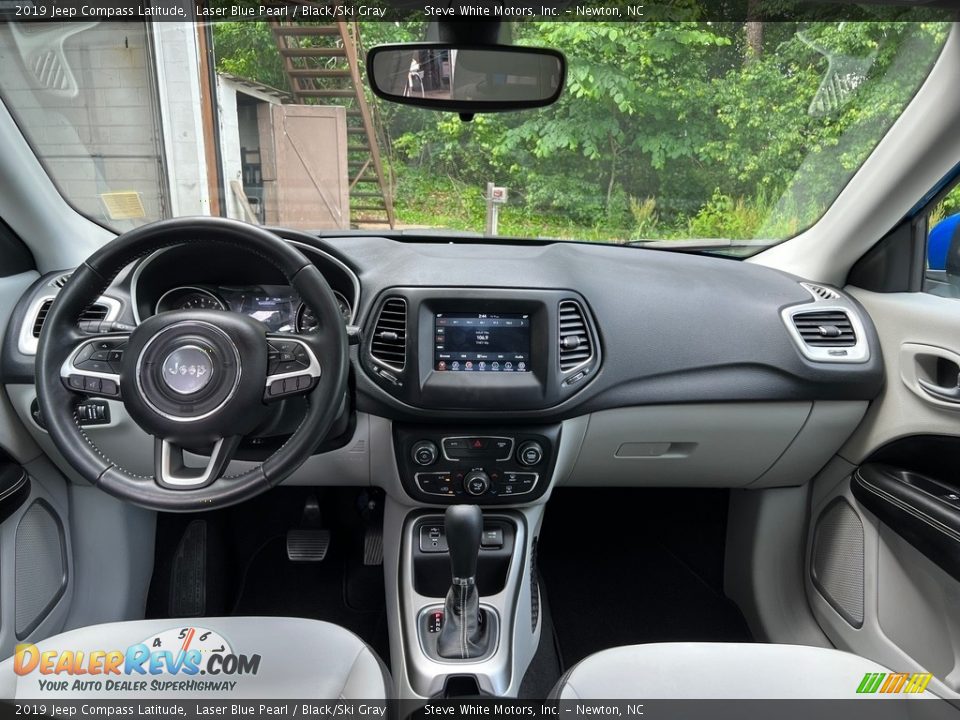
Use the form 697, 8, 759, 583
856, 672, 932, 694
13, 626, 261, 693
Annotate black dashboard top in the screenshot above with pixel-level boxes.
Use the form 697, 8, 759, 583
1, 231, 884, 422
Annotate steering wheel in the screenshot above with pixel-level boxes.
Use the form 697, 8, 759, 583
35, 217, 349, 512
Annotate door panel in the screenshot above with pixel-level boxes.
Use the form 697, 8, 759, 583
804, 287, 960, 698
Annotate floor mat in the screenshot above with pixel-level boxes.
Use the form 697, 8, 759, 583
147, 488, 389, 666
538, 488, 752, 671
231, 534, 389, 662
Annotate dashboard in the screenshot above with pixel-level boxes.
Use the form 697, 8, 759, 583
0, 230, 887, 500
3, 233, 886, 417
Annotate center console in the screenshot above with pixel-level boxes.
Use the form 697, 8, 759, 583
400, 507, 530, 697
369, 289, 593, 695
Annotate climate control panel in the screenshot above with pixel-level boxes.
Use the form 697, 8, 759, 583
394, 425, 560, 505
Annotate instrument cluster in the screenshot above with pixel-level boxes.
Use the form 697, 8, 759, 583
155, 285, 352, 334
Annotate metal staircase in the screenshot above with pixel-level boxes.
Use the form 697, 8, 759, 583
270, 21, 394, 227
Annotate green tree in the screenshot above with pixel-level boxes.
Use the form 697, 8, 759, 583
213, 22, 288, 91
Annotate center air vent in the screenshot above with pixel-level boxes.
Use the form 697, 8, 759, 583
32, 299, 110, 338
370, 297, 407, 371
559, 300, 593, 372
791, 310, 856, 347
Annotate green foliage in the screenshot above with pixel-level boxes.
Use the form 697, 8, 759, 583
930, 184, 960, 228
688, 189, 768, 239
629, 197, 659, 240
213, 23, 288, 91
212, 19, 951, 243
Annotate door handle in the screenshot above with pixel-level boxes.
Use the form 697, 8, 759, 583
917, 377, 960, 403
900, 344, 960, 407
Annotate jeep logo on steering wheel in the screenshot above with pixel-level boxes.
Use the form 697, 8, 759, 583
161, 346, 214, 395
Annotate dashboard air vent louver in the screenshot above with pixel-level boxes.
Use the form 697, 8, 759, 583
559, 300, 592, 371
370, 297, 407, 371
802, 282, 841, 301
32, 299, 109, 338
81, 304, 109, 323
50, 273, 72, 288
791, 310, 856, 347
31, 299, 52, 337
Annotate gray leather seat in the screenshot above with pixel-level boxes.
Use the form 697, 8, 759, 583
2, 617, 389, 699
552, 642, 932, 699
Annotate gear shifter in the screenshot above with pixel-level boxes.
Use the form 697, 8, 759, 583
437, 504, 490, 659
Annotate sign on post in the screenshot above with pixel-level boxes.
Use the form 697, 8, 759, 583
485, 182, 508, 236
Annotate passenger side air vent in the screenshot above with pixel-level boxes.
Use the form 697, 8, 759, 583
791, 311, 856, 347
370, 297, 407, 371
32, 299, 110, 338
559, 300, 593, 371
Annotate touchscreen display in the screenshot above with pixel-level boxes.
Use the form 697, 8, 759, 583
434, 313, 531, 372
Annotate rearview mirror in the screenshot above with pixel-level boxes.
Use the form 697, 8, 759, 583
366, 44, 566, 113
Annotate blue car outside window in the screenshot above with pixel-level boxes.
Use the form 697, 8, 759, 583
928, 213, 960, 270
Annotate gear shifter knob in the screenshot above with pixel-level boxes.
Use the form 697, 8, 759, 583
445, 504, 482, 580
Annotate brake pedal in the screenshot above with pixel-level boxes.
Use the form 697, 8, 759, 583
286, 528, 331, 562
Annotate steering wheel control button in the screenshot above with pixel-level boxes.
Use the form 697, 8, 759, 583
65, 371, 120, 397
160, 345, 214, 395
268, 340, 312, 375
266, 373, 314, 399
77, 359, 113, 374
65, 338, 128, 395
107, 350, 124, 371
412, 440, 439, 466
517, 441, 544, 466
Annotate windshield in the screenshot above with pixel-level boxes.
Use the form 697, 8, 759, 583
0, 18, 950, 256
